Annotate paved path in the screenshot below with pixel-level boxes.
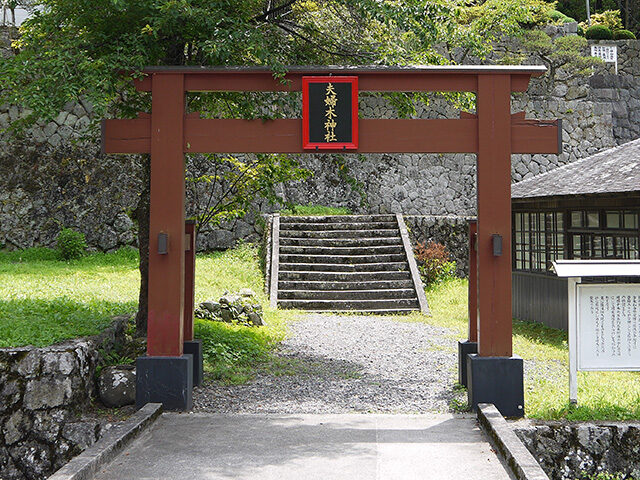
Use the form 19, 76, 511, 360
93, 413, 513, 480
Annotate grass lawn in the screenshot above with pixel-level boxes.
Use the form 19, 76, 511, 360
411, 278, 640, 421
2, 245, 638, 420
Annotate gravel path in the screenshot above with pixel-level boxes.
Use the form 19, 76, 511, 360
194, 313, 466, 414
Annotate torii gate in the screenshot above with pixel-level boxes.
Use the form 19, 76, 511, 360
103, 66, 561, 415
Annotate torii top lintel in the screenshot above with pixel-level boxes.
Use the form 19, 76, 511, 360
131, 65, 548, 93
104, 65, 560, 156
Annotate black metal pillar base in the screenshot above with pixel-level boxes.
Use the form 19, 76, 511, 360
183, 339, 203, 387
136, 355, 193, 411
467, 354, 524, 418
457, 340, 478, 387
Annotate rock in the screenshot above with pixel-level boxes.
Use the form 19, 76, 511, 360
239, 288, 256, 297
15, 350, 41, 377
0, 379, 20, 413
42, 351, 76, 375
62, 421, 100, 450
248, 312, 265, 326
219, 294, 240, 306
98, 365, 136, 407
220, 307, 234, 323
202, 301, 221, 314
9, 442, 52, 479
24, 377, 72, 410
32, 409, 67, 443
3, 410, 31, 445
113, 212, 134, 233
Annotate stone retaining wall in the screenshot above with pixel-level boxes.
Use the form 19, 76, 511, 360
514, 422, 640, 480
404, 215, 473, 277
0, 316, 128, 480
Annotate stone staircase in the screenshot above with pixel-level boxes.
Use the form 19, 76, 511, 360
268, 213, 429, 314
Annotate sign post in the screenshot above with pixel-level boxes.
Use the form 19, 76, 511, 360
554, 260, 640, 404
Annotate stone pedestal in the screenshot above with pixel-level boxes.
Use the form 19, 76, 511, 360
457, 340, 478, 387
136, 355, 193, 411
467, 354, 524, 418
183, 339, 203, 387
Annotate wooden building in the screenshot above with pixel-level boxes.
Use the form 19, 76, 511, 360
511, 138, 640, 330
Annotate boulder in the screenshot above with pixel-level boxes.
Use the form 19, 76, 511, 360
98, 365, 136, 407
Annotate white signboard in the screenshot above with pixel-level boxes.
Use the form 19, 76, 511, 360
577, 284, 640, 371
590, 45, 618, 74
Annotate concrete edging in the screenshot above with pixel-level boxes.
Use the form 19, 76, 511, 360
477, 403, 549, 480
395, 213, 430, 314
48, 403, 163, 480
269, 213, 280, 309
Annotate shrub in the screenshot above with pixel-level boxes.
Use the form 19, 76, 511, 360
614, 29, 636, 39
56, 228, 87, 260
414, 241, 457, 286
581, 10, 623, 37
585, 25, 614, 40
587, 10, 623, 32
549, 9, 575, 24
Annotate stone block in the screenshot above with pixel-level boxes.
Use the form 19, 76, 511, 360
62, 421, 100, 450
54, 111, 68, 126
467, 354, 524, 418
24, 377, 72, 410
136, 355, 193, 411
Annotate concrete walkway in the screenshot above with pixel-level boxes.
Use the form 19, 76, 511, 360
93, 413, 513, 480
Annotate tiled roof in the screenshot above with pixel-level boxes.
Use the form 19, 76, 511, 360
512, 138, 640, 199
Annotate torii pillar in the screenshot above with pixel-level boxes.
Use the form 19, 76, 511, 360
103, 65, 561, 414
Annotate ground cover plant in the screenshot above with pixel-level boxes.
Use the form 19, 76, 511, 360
414, 278, 640, 421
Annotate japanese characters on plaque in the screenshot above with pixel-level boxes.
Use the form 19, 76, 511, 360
577, 284, 640, 371
590, 44, 617, 62
302, 76, 358, 150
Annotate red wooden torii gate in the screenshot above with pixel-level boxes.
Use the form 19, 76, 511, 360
103, 66, 561, 415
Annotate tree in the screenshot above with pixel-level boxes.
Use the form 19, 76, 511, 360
0, 0, 561, 333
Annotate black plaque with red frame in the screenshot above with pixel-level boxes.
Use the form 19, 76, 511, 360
302, 76, 358, 150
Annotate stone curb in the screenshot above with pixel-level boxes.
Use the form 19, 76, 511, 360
477, 403, 550, 480
48, 403, 163, 480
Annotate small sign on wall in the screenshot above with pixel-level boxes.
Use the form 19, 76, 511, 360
302, 76, 358, 150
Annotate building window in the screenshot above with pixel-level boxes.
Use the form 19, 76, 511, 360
513, 212, 564, 272
569, 210, 640, 260
515, 209, 640, 272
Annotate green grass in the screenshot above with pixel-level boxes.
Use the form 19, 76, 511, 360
0, 247, 140, 347
280, 203, 352, 216
413, 278, 640, 421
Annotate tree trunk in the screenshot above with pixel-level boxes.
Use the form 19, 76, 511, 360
135, 155, 151, 337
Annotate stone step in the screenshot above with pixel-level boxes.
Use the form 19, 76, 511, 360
282, 221, 397, 231
279, 245, 405, 256
279, 253, 407, 264
280, 214, 397, 224
279, 262, 409, 272
279, 237, 403, 247
279, 229, 400, 239
278, 298, 420, 310
278, 289, 417, 300
278, 279, 415, 290
278, 271, 412, 282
